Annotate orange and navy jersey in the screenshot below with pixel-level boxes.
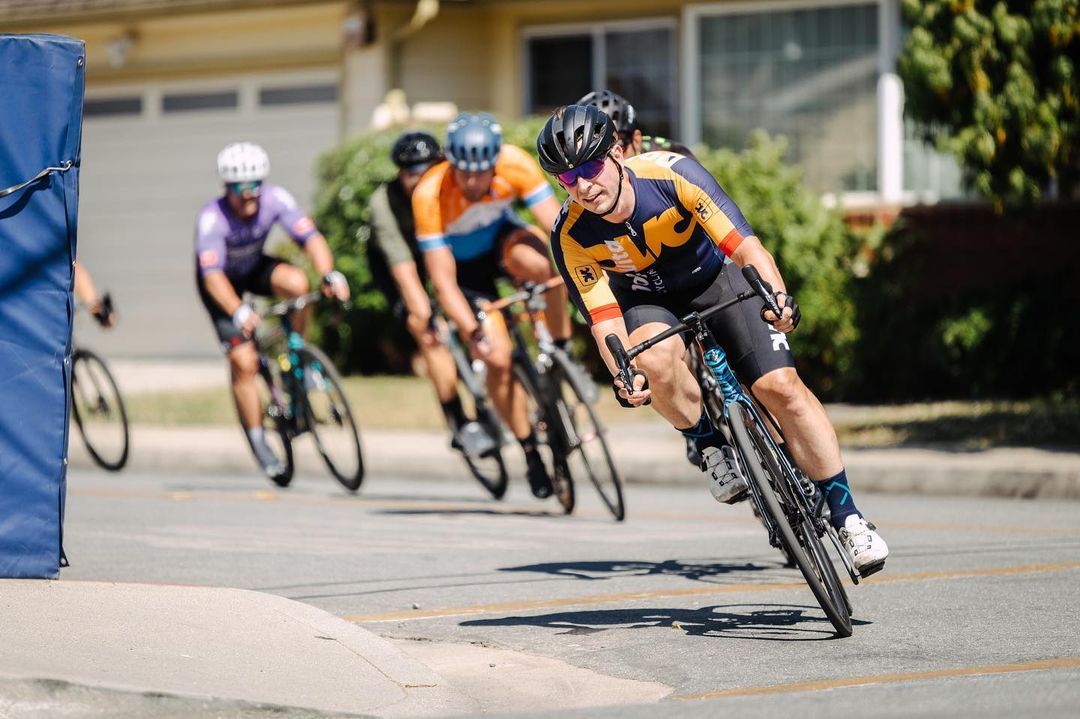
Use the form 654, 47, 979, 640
551, 151, 753, 326
413, 144, 555, 261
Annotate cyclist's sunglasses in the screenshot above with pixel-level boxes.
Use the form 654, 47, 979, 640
226, 180, 262, 196
556, 155, 607, 188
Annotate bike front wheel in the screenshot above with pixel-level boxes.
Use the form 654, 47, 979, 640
298, 346, 364, 492
513, 363, 574, 514
728, 401, 852, 637
70, 348, 130, 471
552, 353, 624, 521
248, 360, 294, 487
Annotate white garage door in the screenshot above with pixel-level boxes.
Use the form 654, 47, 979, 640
76, 69, 341, 358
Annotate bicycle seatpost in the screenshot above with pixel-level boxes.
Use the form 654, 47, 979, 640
604, 333, 635, 394
742, 264, 783, 320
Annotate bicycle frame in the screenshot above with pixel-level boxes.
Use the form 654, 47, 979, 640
606, 281, 828, 541
256, 291, 323, 436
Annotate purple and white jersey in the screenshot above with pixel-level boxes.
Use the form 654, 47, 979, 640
195, 184, 318, 279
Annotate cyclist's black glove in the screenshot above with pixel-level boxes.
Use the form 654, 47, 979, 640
760, 291, 801, 331
91, 303, 111, 327
612, 369, 651, 408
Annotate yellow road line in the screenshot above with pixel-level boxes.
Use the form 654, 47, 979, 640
345, 561, 1080, 623
674, 656, 1080, 700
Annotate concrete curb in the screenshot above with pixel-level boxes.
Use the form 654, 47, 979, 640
67, 423, 1080, 501
0, 580, 474, 717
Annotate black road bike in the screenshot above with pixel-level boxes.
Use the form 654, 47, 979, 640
606, 265, 858, 636
484, 278, 626, 521
71, 294, 129, 471
247, 292, 364, 492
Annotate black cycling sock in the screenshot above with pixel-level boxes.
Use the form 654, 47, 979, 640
678, 410, 726, 453
815, 469, 861, 529
518, 432, 539, 456
441, 396, 468, 430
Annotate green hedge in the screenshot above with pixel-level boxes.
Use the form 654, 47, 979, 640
311, 120, 863, 398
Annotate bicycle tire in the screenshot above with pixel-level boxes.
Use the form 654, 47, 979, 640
551, 352, 625, 521
461, 404, 510, 499
247, 361, 294, 487
70, 348, 130, 471
728, 401, 852, 637
298, 346, 364, 492
448, 335, 509, 499
513, 362, 574, 514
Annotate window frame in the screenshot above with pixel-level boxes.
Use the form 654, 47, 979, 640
520, 16, 679, 133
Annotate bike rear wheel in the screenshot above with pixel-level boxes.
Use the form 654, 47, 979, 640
70, 348, 130, 471
248, 359, 294, 487
298, 346, 364, 492
552, 353, 624, 521
513, 362, 574, 514
729, 401, 852, 637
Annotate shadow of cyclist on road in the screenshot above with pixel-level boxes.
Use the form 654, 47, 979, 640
462, 603, 869, 641
497, 559, 772, 583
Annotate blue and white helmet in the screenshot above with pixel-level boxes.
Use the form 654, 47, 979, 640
445, 112, 502, 172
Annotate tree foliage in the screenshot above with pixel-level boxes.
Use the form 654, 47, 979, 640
897, 0, 1080, 205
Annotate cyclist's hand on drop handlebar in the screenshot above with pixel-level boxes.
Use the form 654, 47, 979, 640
613, 370, 651, 408
232, 303, 261, 338
468, 327, 491, 360
761, 292, 801, 334
322, 271, 351, 302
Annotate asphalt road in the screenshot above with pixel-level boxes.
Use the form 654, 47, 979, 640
58, 464, 1080, 718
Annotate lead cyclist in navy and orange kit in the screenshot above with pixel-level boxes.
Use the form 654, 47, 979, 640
538, 104, 888, 576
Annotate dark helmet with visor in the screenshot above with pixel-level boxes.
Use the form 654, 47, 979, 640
536, 104, 617, 175
577, 90, 637, 134
392, 131, 441, 171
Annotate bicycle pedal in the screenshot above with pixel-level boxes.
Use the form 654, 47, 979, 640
857, 559, 886, 578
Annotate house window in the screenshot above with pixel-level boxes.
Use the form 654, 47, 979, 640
162, 90, 239, 113
694, 3, 879, 193
84, 96, 143, 118
259, 84, 339, 107
525, 21, 677, 138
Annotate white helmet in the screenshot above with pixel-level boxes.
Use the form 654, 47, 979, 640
217, 142, 270, 182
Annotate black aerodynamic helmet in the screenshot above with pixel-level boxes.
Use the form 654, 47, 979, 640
578, 90, 637, 134
536, 104, 617, 175
391, 131, 442, 170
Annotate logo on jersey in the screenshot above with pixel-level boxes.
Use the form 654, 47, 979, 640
693, 191, 717, 223
292, 217, 315, 236
574, 265, 599, 287
198, 249, 219, 269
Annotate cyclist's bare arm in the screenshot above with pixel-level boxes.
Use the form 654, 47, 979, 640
202, 270, 244, 316
729, 236, 797, 332
528, 194, 563, 235
301, 233, 350, 301
729, 236, 786, 295
590, 316, 651, 406
423, 246, 478, 337
390, 261, 434, 326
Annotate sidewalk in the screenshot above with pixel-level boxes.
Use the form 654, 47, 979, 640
67, 421, 1080, 500
0, 580, 473, 717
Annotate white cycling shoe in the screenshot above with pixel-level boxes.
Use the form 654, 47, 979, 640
839, 514, 889, 577
703, 445, 748, 504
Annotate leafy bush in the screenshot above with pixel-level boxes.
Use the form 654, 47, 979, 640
695, 132, 863, 395
898, 0, 1080, 206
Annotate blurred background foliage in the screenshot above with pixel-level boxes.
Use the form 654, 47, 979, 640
898, 0, 1080, 206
